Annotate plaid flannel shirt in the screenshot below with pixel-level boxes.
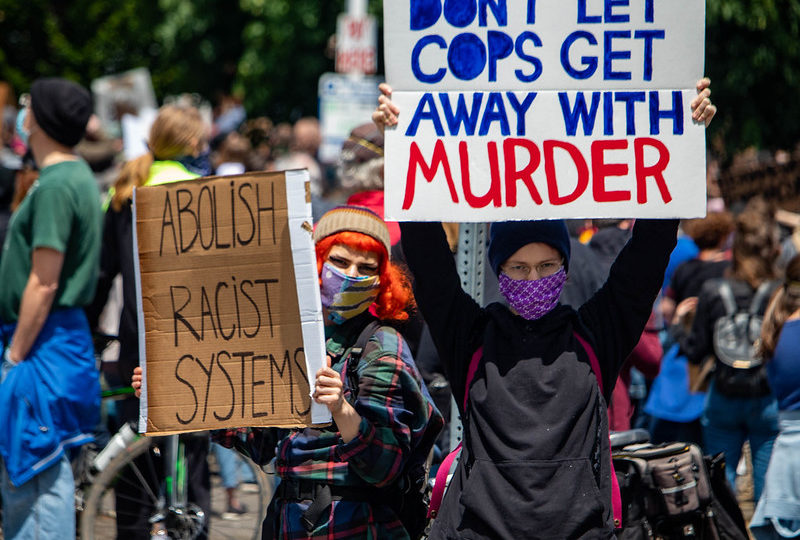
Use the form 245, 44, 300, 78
214, 313, 443, 539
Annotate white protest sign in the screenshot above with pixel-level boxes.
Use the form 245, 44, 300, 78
318, 73, 382, 164
383, 0, 707, 221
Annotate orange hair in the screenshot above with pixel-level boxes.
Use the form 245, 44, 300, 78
315, 231, 415, 322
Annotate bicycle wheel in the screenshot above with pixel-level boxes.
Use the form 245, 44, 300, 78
208, 451, 272, 540
80, 436, 161, 539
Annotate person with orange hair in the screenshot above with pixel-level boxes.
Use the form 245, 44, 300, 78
191, 206, 443, 539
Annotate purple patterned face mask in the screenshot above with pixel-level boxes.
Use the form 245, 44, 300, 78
498, 268, 567, 320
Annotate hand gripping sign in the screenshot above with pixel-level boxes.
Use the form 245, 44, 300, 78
133, 170, 330, 435
383, 0, 707, 221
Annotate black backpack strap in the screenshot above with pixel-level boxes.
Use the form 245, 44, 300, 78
345, 320, 382, 401
717, 281, 738, 316
749, 281, 774, 315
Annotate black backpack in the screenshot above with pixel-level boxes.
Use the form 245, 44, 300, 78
344, 320, 434, 540
711, 281, 774, 397
613, 442, 749, 539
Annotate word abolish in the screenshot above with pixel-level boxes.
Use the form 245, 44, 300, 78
159, 180, 276, 256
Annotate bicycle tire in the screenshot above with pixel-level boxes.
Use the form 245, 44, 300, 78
208, 451, 272, 540
80, 436, 271, 540
79, 436, 157, 539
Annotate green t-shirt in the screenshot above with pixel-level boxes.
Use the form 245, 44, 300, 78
0, 159, 102, 322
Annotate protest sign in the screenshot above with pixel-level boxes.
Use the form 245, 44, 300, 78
133, 170, 329, 435
318, 73, 382, 163
383, 0, 707, 221
91, 68, 158, 139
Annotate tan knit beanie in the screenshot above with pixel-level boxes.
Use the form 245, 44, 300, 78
313, 206, 391, 255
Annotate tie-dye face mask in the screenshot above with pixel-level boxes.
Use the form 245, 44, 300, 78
320, 262, 380, 324
498, 267, 567, 320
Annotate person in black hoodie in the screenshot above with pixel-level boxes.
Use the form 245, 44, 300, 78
373, 80, 716, 539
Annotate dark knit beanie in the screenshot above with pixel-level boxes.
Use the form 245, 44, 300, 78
313, 205, 391, 256
488, 220, 571, 276
30, 78, 93, 147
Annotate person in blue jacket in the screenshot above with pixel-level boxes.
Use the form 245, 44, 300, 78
0, 78, 102, 540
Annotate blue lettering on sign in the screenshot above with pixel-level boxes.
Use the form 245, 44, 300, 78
479, 0, 507, 26
577, 0, 602, 23
605, 0, 630, 23
515, 31, 543, 82
634, 29, 665, 81
616, 91, 646, 135
440, 92, 484, 135
411, 0, 508, 29
604, 30, 631, 80
559, 92, 601, 136
561, 31, 598, 79
488, 31, 514, 81
410, 0, 442, 30
444, 0, 478, 27
448, 33, 487, 80
645, 0, 655, 23
407, 92, 534, 137
406, 93, 445, 136
526, 0, 537, 23
506, 92, 536, 136
479, 92, 511, 136
603, 92, 614, 135
412, 35, 448, 83
649, 91, 684, 135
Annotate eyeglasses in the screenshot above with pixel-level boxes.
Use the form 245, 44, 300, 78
18, 93, 30, 109
501, 259, 564, 281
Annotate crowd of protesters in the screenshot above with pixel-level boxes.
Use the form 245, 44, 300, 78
0, 73, 798, 540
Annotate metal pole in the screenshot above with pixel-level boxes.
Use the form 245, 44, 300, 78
449, 223, 486, 451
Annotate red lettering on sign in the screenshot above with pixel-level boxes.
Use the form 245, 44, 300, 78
404, 140, 459, 210
591, 139, 631, 202
402, 138, 672, 210
544, 140, 589, 205
348, 19, 365, 39
462, 141, 502, 208
504, 138, 543, 206
634, 138, 672, 204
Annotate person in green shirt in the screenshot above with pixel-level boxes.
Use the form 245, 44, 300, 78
0, 77, 102, 540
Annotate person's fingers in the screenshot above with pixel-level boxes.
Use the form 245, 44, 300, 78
703, 104, 717, 127
690, 88, 711, 110
378, 82, 393, 97
696, 77, 711, 92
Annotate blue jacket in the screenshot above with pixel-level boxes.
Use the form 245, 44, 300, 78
0, 308, 99, 486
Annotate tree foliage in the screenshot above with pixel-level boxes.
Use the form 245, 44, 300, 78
705, 0, 800, 157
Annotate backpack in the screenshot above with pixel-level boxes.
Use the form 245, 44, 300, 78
344, 320, 434, 540
612, 442, 749, 539
711, 281, 774, 397
712, 281, 773, 370
427, 332, 622, 529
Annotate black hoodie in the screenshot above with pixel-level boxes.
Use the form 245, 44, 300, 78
400, 219, 677, 539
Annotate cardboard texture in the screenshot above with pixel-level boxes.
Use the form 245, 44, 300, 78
382, 0, 707, 221
133, 170, 329, 435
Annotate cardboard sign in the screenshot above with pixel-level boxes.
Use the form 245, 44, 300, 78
133, 170, 329, 434
383, 0, 707, 221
